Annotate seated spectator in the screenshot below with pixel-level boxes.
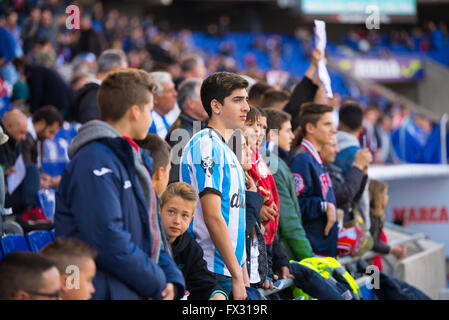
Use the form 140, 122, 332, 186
148, 71, 179, 139
12, 57, 74, 116
135, 133, 172, 198
165, 78, 208, 184
263, 108, 314, 261
69, 49, 128, 124
159, 182, 227, 300
369, 179, 407, 271
40, 237, 98, 300
321, 136, 371, 223
0, 251, 61, 300
288, 103, 338, 257
260, 89, 290, 110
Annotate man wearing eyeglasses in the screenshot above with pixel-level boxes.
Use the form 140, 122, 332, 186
0, 251, 62, 300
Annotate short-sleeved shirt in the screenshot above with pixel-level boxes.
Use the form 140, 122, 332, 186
180, 128, 246, 277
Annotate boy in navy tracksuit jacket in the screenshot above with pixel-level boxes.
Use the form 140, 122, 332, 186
288, 103, 338, 257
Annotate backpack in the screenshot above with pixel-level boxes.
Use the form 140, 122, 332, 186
290, 257, 361, 300
338, 208, 374, 257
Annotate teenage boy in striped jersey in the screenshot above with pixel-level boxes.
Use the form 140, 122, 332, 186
180, 72, 250, 300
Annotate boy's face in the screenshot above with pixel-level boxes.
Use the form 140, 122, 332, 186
62, 258, 96, 300
153, 153, 172, 198
160, 196, 195, 242
243, 119, 260, 149
320, 140, 339, 163
133, 93, 154, 140
240, 134, 253, 171
277, 120, 294, 152
220, 88, 250, 130
307, 112, 336, 147
257, 116, 267, 148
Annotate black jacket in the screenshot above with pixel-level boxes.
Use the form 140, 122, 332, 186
325, 162, 367, 222
171, 231, 225, 300
283, 76, 318, 130
25, 64, 74, 116
68, 82, 100, 124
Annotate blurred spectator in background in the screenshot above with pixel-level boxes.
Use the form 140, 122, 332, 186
148, 71, 179, 139
248, 81, 272, 108
69, 49, 128, 124
260, 89, 290, 110
0, 251, 61, 300
41, 237, 98, 300
166, 77, 207, 184
12, 57, 74, 116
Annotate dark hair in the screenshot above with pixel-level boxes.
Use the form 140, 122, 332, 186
201, 72, 248, 118
33, 105, 63, 127
98, 68, 155, 122
265, 108, 291, 132
245, 106, 261, 124
40, 237, 98, 274
0, 251, 57, 300
248, 82, 272, 107
260, 89, 290, 109
135, 133, 172, 173
299, 102, 333, 135
339, 102, 364, 131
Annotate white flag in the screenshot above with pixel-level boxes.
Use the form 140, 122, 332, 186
314, 20, 333, 98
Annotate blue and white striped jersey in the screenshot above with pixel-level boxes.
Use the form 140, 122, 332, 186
180, 128, 246, 277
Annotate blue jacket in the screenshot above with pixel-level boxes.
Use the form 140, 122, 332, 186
288, 138, 338, 257
55, 121, 184, 300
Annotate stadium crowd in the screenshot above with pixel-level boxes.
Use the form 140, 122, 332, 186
0, 0, 436, 300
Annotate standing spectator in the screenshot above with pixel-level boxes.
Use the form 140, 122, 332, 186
73, 14, 104, 58
288, 103, 338, 257
69, 49, 128, 124
165, 78, 208, 184
180, 72, 250, 300
35, 8, 57, 52
55, 68, 184, 300
20, 7, 41, 54
321, 136, 371, 223
40, 237, 98, 300
22, 105, 63, 168
334, 102, 372, 229
0, 252, 61, 300
148, 71, 179, 139
263, 108, 314, 261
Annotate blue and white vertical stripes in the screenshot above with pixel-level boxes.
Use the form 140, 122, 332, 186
180, 128, 246, 277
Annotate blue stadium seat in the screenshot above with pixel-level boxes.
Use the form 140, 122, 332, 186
50, 229, 56, 240
26, 231, 54, 253
0, 234, 31, 255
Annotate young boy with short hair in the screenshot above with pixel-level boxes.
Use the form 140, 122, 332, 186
40, 237, 98, 300
159, 182, 227, 300
263, 108, 314, 261
135, 133, 172, 197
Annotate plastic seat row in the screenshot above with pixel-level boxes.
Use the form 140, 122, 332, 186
0, 230, 55, 259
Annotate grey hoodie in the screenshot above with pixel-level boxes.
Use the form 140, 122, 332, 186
68, 120, 162, 262
335, 130, 371, 230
